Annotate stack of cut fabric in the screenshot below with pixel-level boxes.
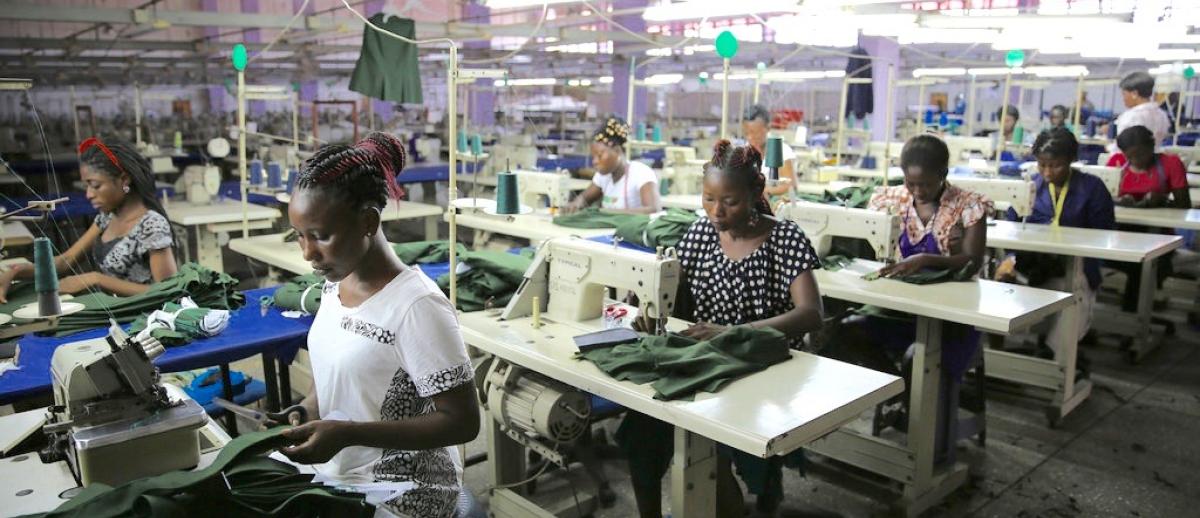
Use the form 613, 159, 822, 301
128, 297, 232, 347
262, 274, 325, 316
795, 180, 880, 209
554, 208, 700, 249
0, 264, 244, 336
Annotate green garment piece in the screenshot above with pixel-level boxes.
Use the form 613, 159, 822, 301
795, 180, 881, 208
263, 274, 325, 315
0, 264, 244, 336
392, 241, 468, 265
23, 428, 370, 518
551, 208, 642, 229
348, 14, 422, 104
127, 301, 229, 348
823, 254, 976, 285
613, 208, 699, 249
575, 326, 791, 400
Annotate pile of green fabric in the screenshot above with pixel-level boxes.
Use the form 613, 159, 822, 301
554, 208, 700, 249
795, 180, 881, 209
575, 326, 791, 400
262, 274, 325, 315
0, 264, 244, 336
22, 428, 369, 518
822, 254, 976, 285
128, 297, 231, 347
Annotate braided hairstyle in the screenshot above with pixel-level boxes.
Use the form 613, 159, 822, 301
79, 135, 173, 246
592, 116, 630, 151
295, 132, 407, 210
706, 139, 772, 216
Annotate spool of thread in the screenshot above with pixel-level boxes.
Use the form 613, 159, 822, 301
861, 155, 877, 170
457, 132, 468, 153
248, 160, 262, 185
494, 172, 520, 215
636, 122, 647, 141
939, 113, 949, 127
287, 168, 299, 193
1012, 126, 1025, 145
652, 125, 662, 143
471, 134, 483, 156
264, 162, 281, 187
924, 110, 934, 125
764, 136, 784, 169
33, 237, 61, 317
267, 162, 283, 189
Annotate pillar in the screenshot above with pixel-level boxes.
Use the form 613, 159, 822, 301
202, 0, 228, 113
858, 36, 900, 142
611, 0, 648, 123
242, 0, 266, 117
464, 1, 495, 127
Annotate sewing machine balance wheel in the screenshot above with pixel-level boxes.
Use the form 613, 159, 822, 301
12, 301, 86, 320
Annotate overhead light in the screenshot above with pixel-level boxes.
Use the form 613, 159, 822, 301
598, 76, 614, 84
0, 78, 34, 90
920, 14, 1125, 30
493, 78, 556, 87
245, 84, 289, 94
643, 73, 684, 85
1025, 65, 1089, 78
1145, 49, 1200, 62
643, 0, 797, 22
646, 47, 673, 57
912, 67, 966, 78
485, 0, 581, 8
968, 67, 1017, 76
892, 28, 999, 44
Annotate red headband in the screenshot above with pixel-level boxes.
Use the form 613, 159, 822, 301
78, 137, 126, 177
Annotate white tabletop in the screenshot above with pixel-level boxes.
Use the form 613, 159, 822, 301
274, 194, 442, 222
661, 194, 701, 211
987, 220, 1181, 262
821, 165, 902, 181
814, 259, 1074, 334
1, 221, 34, 246
1114, 206, 1200, 231
792, 181, 857, 195
449, 211, 613, 242
459, 311, 904, 458
228, 233, 309, 275
456, 173, 592, 192
164, 199, 280, 226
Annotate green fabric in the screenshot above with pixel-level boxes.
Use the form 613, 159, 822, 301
263, 274, 325, 315
822, 254, 976, 285
22, 428, 370, 518
0, 264, 244, 336
392, 241, 468, 265
795, 180, 880, 208
127, 301, 227, 348
576, 326, 791, 400
613, 208, 699, 249
348, 14, 422, 104
551, 208, 642, 229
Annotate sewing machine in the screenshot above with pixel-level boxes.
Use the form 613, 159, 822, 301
40, 323, 206, 487
951, 175, 1037, 218
178, 165, 222, 204
1076, 165, 1121, 197
515, 170, 574, 209
414, 136, 441, 163
488, 144, 539, 176
945, 135, 995, 161
776, 200, 900, 262
662, 146, 706, 195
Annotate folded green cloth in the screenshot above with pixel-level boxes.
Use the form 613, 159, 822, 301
796, 180, 880, 209
23, 428, 369, 518
552, 208, 643, 229
128, 297, 231, 347
0, 264, 244, 336
576, 326, 791, 400
614, 208, 699, 249
264, 274, 325, 315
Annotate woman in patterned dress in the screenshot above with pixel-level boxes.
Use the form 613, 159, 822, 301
623, 140, 824, 517
0, 136, 176, 302
279, 133, 480, 517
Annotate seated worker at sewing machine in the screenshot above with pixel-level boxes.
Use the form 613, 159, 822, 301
824, 134, 991, 436
561, 116, 661, 215
976, 105, 1027, 161
1105, 125, 1189, 314
742, 103, 796, 198
0, 136, 176, 302
1047, 104, 1071, 132
623, 140, 824, 517
280, 133, 479, 517
995, 128, 1114, 358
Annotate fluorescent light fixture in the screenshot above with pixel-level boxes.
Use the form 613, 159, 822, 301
486, 0, 581, 8
1145, 49, 1200, 62
459, 69, 508, 80
1150, 63, 1200, 76
646, 47, 673, 57
893, 28, 999, 44
0, 78, 33, 90
598, 76, 614, 84
643, 73, 684, 85
920, 14, 1124, 30
912, 67, 966, 78
1025, 65, 1088, 78
643, 0, 797, 22
968, 67, 1018, 76
493, 78, 556, 87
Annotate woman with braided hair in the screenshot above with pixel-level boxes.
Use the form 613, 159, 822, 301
622, 139, 824, 516
562, 115, 661, 214
0, 136, 176, 301
278, 132, 480, 517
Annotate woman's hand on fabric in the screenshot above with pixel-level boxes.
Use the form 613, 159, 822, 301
0, 265, 25, 303
278, 420, 348, 465
879, 255, 929, 278
679, 322, 728, 341
58, 272, 99, 295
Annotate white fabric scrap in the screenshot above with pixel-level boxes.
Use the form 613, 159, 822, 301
0, 359, 19, 377
135, 296, 230, 341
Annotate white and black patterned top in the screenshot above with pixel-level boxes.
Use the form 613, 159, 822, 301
677, 216, 819, 348
308, 268, 473, 518
92, 211, 173, 284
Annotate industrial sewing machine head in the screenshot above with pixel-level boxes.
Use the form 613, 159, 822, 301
41, 322, 205, 487
514, 170, 572, 210
501, 237, 681, 328
776, 201, 900, 262
663, 146, 704, 195
950, 176, 1036, 219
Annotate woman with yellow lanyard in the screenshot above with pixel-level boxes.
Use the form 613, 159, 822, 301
995, 128, 1115, 359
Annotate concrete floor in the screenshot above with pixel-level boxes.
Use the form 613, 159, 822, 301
461, 305, 1200, 517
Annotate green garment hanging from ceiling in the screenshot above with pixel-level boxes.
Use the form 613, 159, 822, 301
0, 264, 244, 337
575, 325, 791, 400
348, 14, 423, 104
21, 428, 370, 518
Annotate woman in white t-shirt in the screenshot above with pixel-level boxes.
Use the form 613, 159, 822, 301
279, 132, 479, 518
563, 116, 661, 214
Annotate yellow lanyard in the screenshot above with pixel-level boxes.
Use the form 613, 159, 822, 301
1047, 174, 1071, 227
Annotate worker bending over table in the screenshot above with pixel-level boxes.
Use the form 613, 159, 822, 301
1107, 125, 1190, 313
281, 132, 480, 517
995, 128, 1115, 357
562, 116, 662, 214
742, 104, 796, 198
623, 140, 824, 517
0, 136, 177, 301
823, 134, 990, 447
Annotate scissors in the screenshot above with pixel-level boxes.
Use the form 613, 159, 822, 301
212, 398, 308, 430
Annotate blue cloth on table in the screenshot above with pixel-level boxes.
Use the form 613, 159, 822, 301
1005, 171, 1115, 290
395, 162, 480, 184
537, 155, 590, 172
218, 181, 280, 206
0, 287, 311, 405
2, 187, 175, 220
638, 148, 666, 163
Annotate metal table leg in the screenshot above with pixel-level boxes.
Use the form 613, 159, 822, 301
260, 349, 280, 412
670, 427, 717, 518
424, 215, 439, 241
219, 364, 237, 436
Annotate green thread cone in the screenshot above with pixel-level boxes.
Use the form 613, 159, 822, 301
495, 172, 520, 215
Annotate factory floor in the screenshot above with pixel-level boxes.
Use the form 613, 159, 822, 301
461, 300, 1200, 517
